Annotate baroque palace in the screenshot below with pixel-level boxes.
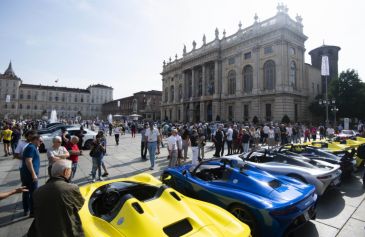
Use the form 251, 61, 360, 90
0, 62, 113, 120
161, 5, 322, 123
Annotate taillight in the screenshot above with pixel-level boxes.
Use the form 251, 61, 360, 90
270, 206, 298, 216
317, 175, 331, 180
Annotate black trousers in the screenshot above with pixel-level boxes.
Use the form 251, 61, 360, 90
141, 141, 147, 158
115, 134, 120, 145
227, 140, 232, 155
214, 143, 223, 157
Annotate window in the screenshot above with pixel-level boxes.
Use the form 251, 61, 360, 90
164, 88, 168, 102
34, 105, 38, 110
11, 104, 15, 109
19, 104, 22, 109
317, 84, 320, 95
243, 65, 253, 93
228, 57, 235, 65
4, 104, 7, 109
197, 77, 202, 96
264, 46, 273, 54
228, 70, 236, 95
178, 84, 182, 100
170, 86, 174, 102
289, 47, 295, 56
289, 61, 296, 88
244, 104, 249, 121
265, 104, 272, 121
294, 104, 298, 122
264, 60, 275, 90
244, 52, 252, 59
188, 76, 192, 98
228, 106, 233, 121
27, 105, 30, 110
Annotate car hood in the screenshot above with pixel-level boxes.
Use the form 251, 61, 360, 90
228, 166, 312, 202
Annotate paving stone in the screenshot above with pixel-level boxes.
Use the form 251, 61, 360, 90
337, 218, 365, 237
352, 199, 365, 222
293, 220, 338, 237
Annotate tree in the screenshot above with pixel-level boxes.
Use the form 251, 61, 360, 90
252, 116, 259, 125
281, 114, 291, 124
329, 69, 365, 119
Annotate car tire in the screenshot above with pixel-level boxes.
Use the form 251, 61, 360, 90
83, 140, 93, 150
287, 174, 307, 183
229, 204, 258, 237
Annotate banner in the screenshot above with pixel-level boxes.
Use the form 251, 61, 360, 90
321, 56, 330, 76
5, 94, 11, 103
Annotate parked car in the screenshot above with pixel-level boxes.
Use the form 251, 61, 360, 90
162, 158, 317, 237
40, 127, 96, 151
336, 130, 359, 139
279, 144, 355, 178
79, 173, 251, 237
227, 149, 342, 196
37, 124, 74, 135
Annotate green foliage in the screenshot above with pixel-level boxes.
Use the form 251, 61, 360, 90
329, 69, 365, 119
252, 116, 259, 125
281, 114, 291, 124
308, 95, 325, 117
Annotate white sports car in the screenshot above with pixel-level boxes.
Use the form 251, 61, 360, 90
223, 149, 342, 196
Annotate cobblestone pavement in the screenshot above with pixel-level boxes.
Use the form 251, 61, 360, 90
0, 133, 364, 236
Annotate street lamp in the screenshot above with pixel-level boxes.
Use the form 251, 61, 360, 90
319, 99, 338, 126
331, 106, 339, 126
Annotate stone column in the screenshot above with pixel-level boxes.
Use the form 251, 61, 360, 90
200, 102, 205, 122
252, 46, 260, 93
189, 103, 194, 122
202, 64, 206, 97
213, 61, 219, 99
191, 69, 195, 99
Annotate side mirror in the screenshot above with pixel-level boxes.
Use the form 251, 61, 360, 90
182, 170, 188, 177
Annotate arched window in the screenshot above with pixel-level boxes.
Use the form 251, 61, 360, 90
243, 65, 253, 93
164, 88, 168, 103
289, 61, 296, 89
178, 84, 182, 100
263, 60, 275, 90
228, 70, 236, 95
170, 85, 174, 102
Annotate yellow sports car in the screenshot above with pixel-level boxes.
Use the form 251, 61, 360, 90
78, 173, 251, 237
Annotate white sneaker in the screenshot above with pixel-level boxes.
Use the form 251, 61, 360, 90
92, 179, 96, 183
98, 177, 104, 181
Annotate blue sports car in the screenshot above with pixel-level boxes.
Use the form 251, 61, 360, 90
161, 158, 317, 237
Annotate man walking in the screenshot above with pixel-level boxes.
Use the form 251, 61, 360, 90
47, 136, 70, 177
65, 136, 81, 181
20, 134, 42, 217
140, 123, 148, 160
213, 126, 224, 157
145, 122, 160, 170
1, 125, 13, 156
167, 129, 178, 167
30, 160, 85, 237
226, 125, 233, 155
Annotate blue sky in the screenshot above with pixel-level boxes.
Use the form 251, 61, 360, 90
0, 0, 364, 99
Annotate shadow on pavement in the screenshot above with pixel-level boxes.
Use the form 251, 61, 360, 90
317, 189, 345, 219
292, 221, 319, 237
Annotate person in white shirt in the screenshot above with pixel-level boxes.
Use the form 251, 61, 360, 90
226, 125, 233, 155
263, 124, 270, 144
145, 122, 160, 170
114, 125, 121, 145
167, 129, 178, 167
176, 130, 183, 165
326, 126, 335, 138
47, 136, 70, 177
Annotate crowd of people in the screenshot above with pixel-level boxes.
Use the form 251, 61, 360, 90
0, 118, 365, 236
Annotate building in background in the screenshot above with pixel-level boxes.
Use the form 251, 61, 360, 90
102, 90, 162, 121
0, 62, 113, 120
161, 4, 322, 123
309, 45, 341, 93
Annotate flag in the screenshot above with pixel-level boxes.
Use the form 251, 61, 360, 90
321, 56, 329, 76
55, 79, 59, 83
117, 101, 120, 107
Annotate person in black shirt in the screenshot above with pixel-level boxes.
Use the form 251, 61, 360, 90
213, 126, 224, 157
190, 130, 199, 166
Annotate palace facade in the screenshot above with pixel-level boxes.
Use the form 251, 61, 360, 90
161, 5, 322, 123
0, 62, 113, 120
102, 90, 162, 121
